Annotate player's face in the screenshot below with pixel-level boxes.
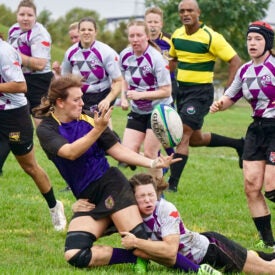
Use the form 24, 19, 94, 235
58, 87, 84, 122
79, 21, 97, 49
247, 32, 266, 59
145, 13, 163, 39
17, 7, 36, 32
135, 184, 157, 217
128, 25, 149, 56
178, 0, 200, 27
69, 29, 80, 44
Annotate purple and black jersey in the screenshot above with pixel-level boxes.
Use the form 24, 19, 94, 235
37, 113, 117, 197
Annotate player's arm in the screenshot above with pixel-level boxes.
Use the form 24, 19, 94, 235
98, 75, 123, 112
57, 108, 112, 160
0, 81, 26, 93
20, 53, 47, 71
210, 95, 234, 113
121, 232, 179, 266
126, 84, 171, 101
225, 54, 242, 88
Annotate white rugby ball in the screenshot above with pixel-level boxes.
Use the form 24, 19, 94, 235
151, 104, 183, 148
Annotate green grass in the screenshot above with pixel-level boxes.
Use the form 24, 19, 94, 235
0, 102, 270, 274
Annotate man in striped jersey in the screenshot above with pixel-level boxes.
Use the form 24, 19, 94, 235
168, 0, 243, 192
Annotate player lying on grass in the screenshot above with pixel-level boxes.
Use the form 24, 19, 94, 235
74, 173, 275, 274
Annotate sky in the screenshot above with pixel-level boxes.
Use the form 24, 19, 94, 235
0, 0, 146, 20
0, 0, 274, 23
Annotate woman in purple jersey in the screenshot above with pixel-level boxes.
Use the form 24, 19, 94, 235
0, 33, 66, 231
34, 74, 180, 271
210, 21, 275, 249
120, 20, 173, 180
119, 173, 275, 274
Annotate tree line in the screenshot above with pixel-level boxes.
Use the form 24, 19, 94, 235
0, 0, 272, 60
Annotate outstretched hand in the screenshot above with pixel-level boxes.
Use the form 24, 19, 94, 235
210, 100, 223, 113
151, 154, 182, 169
93, 107, 113, 132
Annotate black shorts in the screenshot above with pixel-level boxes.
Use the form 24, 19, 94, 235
176, 84, 214, 130
243, 118, 275, 164
82, 88, 115, 111
201, 231, 247, 273
72, 167, 137, 220
24, 72, 54, 114
126, 111, 152, 133
0, 105, 34, 155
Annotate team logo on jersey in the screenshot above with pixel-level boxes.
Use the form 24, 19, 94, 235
186, 106, 196, 115
269, 152, 275, 163
9, 132, 20, 142
105, 195, 115, 209
260, 75, 271, 87
142, 65, 152, 76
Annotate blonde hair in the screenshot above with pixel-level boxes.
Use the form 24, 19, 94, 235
145, 6, 163, 21
69, 22, 79, 31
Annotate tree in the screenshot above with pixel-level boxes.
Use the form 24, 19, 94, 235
145, 0, 272, 60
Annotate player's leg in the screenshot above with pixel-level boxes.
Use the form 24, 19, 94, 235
244, 160, 275, 247
65, 216, 137, 267
0, 139, 10, 176
144, 128, 162, 179
242, 250, 275, 274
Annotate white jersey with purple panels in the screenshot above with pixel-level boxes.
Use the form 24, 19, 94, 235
120, 45, 172, 114
0, 39, 27, 110
143, 198, 209, 264
225, 54, 275, 118
61, 40, 121, 94
8, 22, 52, 74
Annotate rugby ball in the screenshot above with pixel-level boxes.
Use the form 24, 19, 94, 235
151, 104, 183, 148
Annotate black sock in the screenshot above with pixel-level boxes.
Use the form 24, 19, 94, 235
253, 215, 274, 245
168, 154, 188, 187
208, 133, 242, 150
42, 187, 57, 209
130, 223, 148, 240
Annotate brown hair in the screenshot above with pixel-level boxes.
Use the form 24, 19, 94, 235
78, 17, 97, 31
32, 74, 83, 117
129, 173, 168, 199
145, 6, 164, 21
127, 20, 160, 51
17, 0, 37, 15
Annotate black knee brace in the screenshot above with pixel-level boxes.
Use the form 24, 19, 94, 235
265, 190, 275, 202
65, 231, 96, 268
130, 223, 149, 240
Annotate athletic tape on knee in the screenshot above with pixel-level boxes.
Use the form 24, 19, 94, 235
265, 190, 275, 202
65, 231, 96, 268
65, 231, 96, 251
68, 248, 92, 268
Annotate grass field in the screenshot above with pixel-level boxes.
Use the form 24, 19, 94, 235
1, 101, 271, 274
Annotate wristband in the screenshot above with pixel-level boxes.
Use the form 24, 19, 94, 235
150, 158, 158, 168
